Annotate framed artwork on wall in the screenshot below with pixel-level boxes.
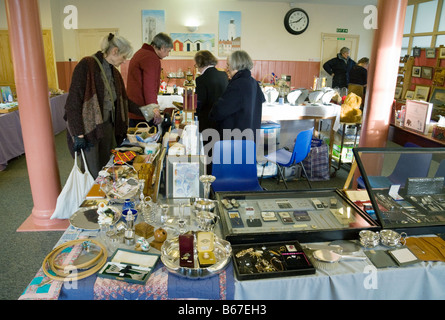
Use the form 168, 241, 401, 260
405, 90, 415, 100
439, 47, 445, 59
394, 86, 403, 99
413, 47, 421, 57
412, 66, 421, 78
421, 66, 433, 80
426, 48, 436, 58
218, 11, 242, 57
433, 67, 445, 86
429, 87, 445, 108
142, 10, 165, 44
414, 85, 431, 101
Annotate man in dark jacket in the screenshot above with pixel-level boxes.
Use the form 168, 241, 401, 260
323, 47, 356, 89
209, 50, 265, 142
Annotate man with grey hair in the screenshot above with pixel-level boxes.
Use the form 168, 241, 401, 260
323, 47, 356, 89
127, 32, 173, 127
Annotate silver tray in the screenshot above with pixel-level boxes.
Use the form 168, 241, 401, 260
160, 233, 232, 279
70, 205, 122, 230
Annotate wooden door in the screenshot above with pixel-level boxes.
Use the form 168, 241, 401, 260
0, 29, 58, 92
76, 28, 119, 60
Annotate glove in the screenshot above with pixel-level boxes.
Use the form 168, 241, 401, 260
73, 136, 92, 152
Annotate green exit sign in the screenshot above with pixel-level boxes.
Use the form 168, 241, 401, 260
337, 37, 345, 40
337, 28, 348, 33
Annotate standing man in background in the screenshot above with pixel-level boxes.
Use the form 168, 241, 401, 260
323, 47, 356, 90
127, 32, 173, 127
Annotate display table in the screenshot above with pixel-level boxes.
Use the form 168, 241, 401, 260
19, 222, 445, 300
388, 123, 445, 147
0, 93, 67, 170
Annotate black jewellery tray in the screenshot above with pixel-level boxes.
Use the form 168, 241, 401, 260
232, 240, 315, 280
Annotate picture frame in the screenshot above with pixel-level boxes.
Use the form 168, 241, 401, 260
413, 85, 430, 101
405, 90, 415, 100
403, 99, 433, 134
433, 67, 445, 86
394, 86, 403, 99
440, 47, 445, 59
413, 47, 421, 57
412, 66, 421, 78
429, 87, 445, 108
166, 155, 206, 198
421, 66, 433, 80
426, 48, 436, 58
0, 86, 13, 103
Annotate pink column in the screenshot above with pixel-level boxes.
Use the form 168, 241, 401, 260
352, 0, 408, 186
6, 0, 69, 231
359, 0, 408, 148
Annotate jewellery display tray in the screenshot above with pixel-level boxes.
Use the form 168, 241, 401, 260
232, 240, 315, 281
353, 147, 445, 235
214, 189, 379, 244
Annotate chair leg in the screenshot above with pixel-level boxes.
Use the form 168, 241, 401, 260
300, 162, 312, 189
260, 161, 268, 185
277, 164, 288, 189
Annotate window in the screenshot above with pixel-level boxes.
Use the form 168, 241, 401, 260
403, 0, 445, 56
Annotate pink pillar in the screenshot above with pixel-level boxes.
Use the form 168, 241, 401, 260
352, 0, 408, 186
360, 0, 408, 148
5, 0, 69, 231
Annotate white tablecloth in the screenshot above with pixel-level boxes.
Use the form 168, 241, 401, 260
262, 103, 341, 131
157, 95, 183, 111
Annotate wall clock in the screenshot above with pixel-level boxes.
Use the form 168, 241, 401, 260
284, 8, 309, 35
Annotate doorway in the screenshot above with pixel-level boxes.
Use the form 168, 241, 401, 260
320, 33, 359, 88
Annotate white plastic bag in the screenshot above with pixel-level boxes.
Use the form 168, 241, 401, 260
50, 150, 95, 219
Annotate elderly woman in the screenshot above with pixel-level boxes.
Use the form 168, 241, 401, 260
64, 33, 155, 178
194, 50, 228, 133
209, 50, 265, 141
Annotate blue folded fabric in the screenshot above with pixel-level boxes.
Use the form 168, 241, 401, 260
167, 264, 235, 300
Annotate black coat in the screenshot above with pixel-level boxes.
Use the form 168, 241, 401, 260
209, 69, 265, 141
195, 67, 228, 133
349, 65, 368, 86
323, 54, 356, 88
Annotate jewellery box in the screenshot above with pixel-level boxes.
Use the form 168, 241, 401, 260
98, 248, 160, 284
232, 240, 315, 280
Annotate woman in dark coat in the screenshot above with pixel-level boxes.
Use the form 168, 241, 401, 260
209, 50, 265, 142
194, 50, 229, 133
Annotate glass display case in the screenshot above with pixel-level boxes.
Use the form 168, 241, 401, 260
214, 189, 379, 244
353, 147, 445, 235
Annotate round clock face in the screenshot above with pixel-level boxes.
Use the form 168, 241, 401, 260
284, 8, 309, 35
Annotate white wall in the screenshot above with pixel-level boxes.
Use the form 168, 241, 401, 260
0, 0, 375, 62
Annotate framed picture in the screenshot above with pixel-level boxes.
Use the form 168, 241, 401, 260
421, 66, 433, 80
414, 85, 430, 101
429, 87, 445, 108
413, 47, 421, 57
412, 66, 421, 78
426, 48, 436, 58
433, 67, 445, 86
403, 99, 433, 134
440, 47, 445, 59
405, 90, 415, 100
0, 86, 13, 103
394, 86, 403, 99
166, 155, 206, 198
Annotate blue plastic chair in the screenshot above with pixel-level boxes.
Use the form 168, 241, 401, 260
261, 128, 314, 189
211, 140, 264, 192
